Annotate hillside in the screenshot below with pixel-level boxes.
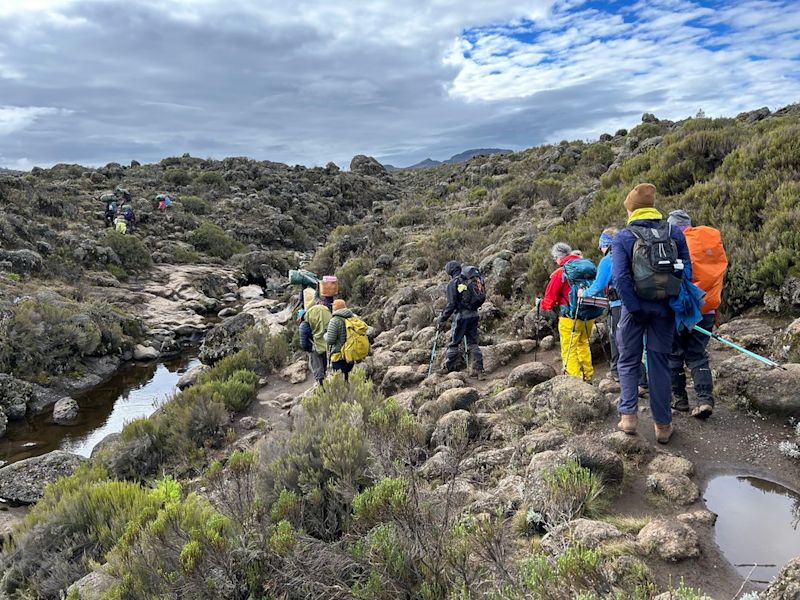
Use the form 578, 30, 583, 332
1, 106, 800, 599
383, 147, 513, 171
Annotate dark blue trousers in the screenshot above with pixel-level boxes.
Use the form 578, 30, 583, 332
616, 307, 675, 425
444, 313, 483, 371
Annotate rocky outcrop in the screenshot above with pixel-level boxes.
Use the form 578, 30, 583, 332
715, 355, 800, 416
0, 451, 87, 504
350, 155, 388, 178
66, 571, 118, 600
199, 312, 256, 364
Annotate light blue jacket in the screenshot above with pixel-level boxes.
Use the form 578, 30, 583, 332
585, 253, 621, 308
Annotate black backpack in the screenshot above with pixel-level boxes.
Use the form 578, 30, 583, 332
458, 265, 486, 310
628, 221, 681, 300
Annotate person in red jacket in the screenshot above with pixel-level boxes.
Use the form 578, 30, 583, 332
538, 242, 595, 380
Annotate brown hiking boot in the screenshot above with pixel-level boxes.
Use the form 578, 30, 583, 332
617, 414, 638, 435
654, 423, 674, 444
469, 368, 487, 381
691, 404, 713, 419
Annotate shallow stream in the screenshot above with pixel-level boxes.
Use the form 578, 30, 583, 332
704, 475, 800, 587
0, 352, 200, 466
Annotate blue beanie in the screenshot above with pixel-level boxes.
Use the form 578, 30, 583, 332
598, 232, 615, 249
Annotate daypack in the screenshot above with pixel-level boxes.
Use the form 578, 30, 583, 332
298, 320, 313, 352
123, 207, 135, 221
341, 316, 370, 362
628, 221, 681, 300
684, 226, 727, 313
458, 265, 486, 311
562, 258, 605, 320
107, 201, 118, 214
101, 192, 116, 204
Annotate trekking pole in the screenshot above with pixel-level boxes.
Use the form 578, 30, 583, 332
534, 295, 540, 362
694, 325, 785, 370
427, 321, 442, 377
563, 297, 582, 374
463, 337, 469, 370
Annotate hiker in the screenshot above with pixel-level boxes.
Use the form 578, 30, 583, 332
101, 192, 117, 227
114, 213, 128, 234
157, 193, 172, 212
666, 209, 728, 419
612, 183, 691, 444
435, 261, 486, 379
324, 299, 369, 381
115, 186, 132, 204
580, 228, 620, 380
539, 243, 602, 381
123, 206, 136, 233
304, 299, 332, 387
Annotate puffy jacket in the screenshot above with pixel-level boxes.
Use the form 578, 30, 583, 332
324, 308, 354, 356
612, 219, 692, 316
305, 304, 331, 354
540, 254, 581, 313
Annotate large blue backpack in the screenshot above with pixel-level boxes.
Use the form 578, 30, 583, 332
562, 258, 606, 320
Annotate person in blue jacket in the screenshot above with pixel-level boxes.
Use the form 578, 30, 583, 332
612, 183, 691, 444
580, 228, 620, 380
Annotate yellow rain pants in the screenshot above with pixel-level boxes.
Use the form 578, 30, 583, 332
558, 316, 595, 381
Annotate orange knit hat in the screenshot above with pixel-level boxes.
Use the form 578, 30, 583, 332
332, 299, 346, 311
624, 183, 656, 211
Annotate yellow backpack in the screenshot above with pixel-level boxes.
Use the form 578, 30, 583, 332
341, 316, 370, 363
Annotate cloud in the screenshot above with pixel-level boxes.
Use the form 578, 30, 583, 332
0, 0, 797, 169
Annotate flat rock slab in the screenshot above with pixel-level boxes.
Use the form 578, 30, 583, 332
0, 450, 87, 504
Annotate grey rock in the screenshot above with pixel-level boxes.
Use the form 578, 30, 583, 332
350, 155, 388, 177
541, 519, 626, 555
475, 387, 524, 412
418, 387, 478, 423
177, 364, 209, 389
133, 344, 159, 361
0, 450, 87, 504
66, 571, 118, 600
0, 249, 43, 275
646, 472, 700, 505
430, 410, 478, 448
381, 366, 425, 395
519, 428, 566, 454
506, 362, 557, 388
761, 556, 800, 600
200, 311, 255, 364
526, 375, 610, 426
715, 356, 800, 416
53, 396, 79, 424
566, 437, 624, 485
637, 519, 700, 561
647, 454, 694, 477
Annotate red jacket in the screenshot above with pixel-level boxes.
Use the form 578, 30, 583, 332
540, 255, 580, 312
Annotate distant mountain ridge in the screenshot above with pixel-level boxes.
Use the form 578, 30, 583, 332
382, 148, 513, 171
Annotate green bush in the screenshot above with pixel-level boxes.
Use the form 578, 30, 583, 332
104, 230, 152, 271
174, 245, 203, 264
164, 168, 192, 186
241, 326, 290, 374
336, 256, 374, 304
468, 186, 488, 201
536, 460, 605, 527
107, 263, 129, 281
388, 206, 428, 227
189, 222, 245, 260
179, 195, 211, 214
196, 171, 226, 188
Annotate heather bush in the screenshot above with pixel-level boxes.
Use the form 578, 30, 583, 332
189, 222, 246, 259
179, 194, 211, 214
103, 230, 152, 271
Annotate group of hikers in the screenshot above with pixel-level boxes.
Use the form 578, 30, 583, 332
99, 187, 173, 234
537, 182, 727, 444
297, 286, 370, 386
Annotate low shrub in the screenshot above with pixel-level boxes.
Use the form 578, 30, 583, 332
468, 186, 488, 201
164, 168, 192, 186
103, 230, 152, 272
189, 222, 245, 260
388, 206, 429, 228
196, 171, 226, 189
178, 195, 211, 214
536, 460, 604, 527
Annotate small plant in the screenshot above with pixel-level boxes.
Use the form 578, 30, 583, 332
189, 222, 245, 260
536, 460, 604, 527
779, 422, 800, 460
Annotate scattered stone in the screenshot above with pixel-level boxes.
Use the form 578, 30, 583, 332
637, 518, 700, 561
239, 416, 263, 430
381, 366, 425, 395
646, 472, 700, 505
506, 362, 557, 388
419, 448, 454, 479
761, 557, 800, 600
218, 307, 238, 318
519, 428, 566, 454
66, 570, 118, 600
238, 284, 264, 301
0, 451, 87, 504
430, 410, 478, 448
527, 375, 610, 426
469, 474, 524, 514
482, 341, 523, 373
604, 431, 653, 458
177, 364, 209, 389
647, 454, 694, 477
541, 519, 626, 555
53, 397, 79, 424
418, 387, 478, 423
281, 360, 308, 384
676, 510, 717, 526
133, 344, 159, 361
598, 378, 621, 394
540, 335, 555, 351
475, 387, 524, 412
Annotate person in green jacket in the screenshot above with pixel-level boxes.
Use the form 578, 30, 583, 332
325, 299, 355, 381
305, 300, 332, 386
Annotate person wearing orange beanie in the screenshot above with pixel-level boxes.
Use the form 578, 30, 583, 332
611, 183, 692, 444
325, 299, 355, 380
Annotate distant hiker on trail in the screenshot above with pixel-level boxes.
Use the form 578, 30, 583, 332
115, 186, 132, 204
539, 242, 602, 382
325, 299, 369, 382
156, 193, 172, 212
667, 209, 728, 419
579, 228, 620, 381
304, 300, 332, 387
101, 192, 117, 227
114, 213, 128, 234
612, 183, 691, 444
122, 206, 136, 233
436, 261, 486, 379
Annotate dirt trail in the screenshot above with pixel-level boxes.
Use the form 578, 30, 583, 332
234, 341, 799, 598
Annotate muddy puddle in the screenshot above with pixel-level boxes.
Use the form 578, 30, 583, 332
0, 352, 201, 466
704, 475, 800, 586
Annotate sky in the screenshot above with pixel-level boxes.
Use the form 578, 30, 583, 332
0, 0, 798, 170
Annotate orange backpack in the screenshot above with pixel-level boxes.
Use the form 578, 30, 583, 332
683, 226, 728, 313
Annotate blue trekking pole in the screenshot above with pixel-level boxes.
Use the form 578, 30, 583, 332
694, 325, 785, 370
428, 321, 442, 377
464, 337, 469, 369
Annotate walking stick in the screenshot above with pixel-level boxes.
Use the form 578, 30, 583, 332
463, 337, 469, 370
427, 320, 442, 377
534, 295, 540, 362
694, 325, 785, 369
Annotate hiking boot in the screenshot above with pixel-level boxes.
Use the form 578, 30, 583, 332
469, 368, 487, 381
671, 395, 690, 412
617, 414, 638, 435
654, 423, 674, 444
691, 404, 713, 419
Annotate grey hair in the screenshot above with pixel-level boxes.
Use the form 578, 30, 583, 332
551, 242, 572, 261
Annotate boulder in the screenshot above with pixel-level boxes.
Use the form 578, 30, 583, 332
540, 335, 555, 351
469, 474, 524, 515
0, 373, 34, 421
506, 362, 557, 388
526, 375, 610, 426
218, 307, 238, 318
637, 519, 700, 561
475, 387, 524, 412
715, 356, 800, 416
646, 472, 700, 505
761, 557, 800, 600
714, 318, 776, 353
90, 432, 121, 459
418, 387, 478, 423
541, 519, 626, 555
0, 249, 43, 275
0, 451, 87, 504
419, 448, 454, 479
350, 154, 388, 177
565, 438, 624, 485
676, 510, 717, 526
603, 431, 653, 458
238, 284, 264, 301
647, 454, 694, 477
133, 344, 159, 361
430, 410, 478, 448
66, 571, 118, 600
381, 366, 425, 395
281, 360, 308, 384
199, 312, 255, 364
482, 341, 523, 373
53, 397, 79, 424
519, 428, 566, 454
176, 364, 209, 389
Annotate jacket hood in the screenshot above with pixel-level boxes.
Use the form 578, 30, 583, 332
445, 260, 462, 277
332, 308, 354, 318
